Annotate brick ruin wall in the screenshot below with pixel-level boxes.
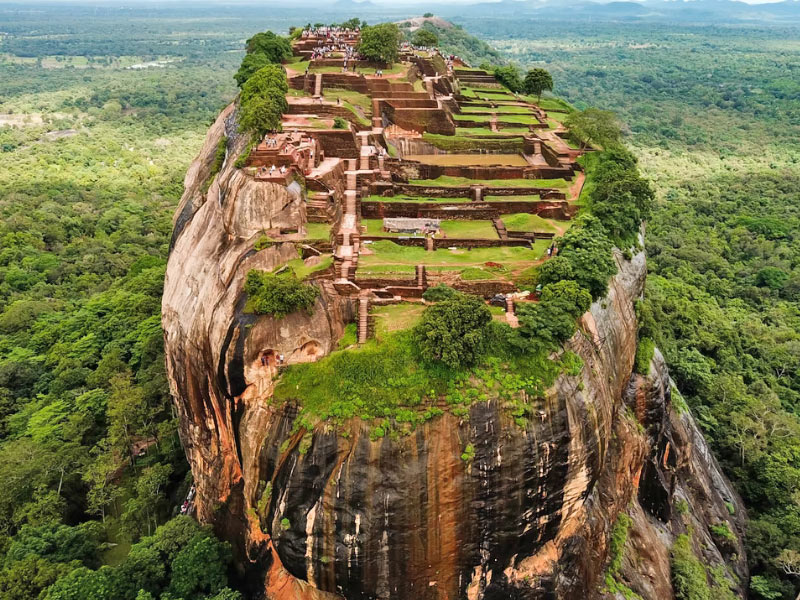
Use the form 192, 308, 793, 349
360, 199, 574, 220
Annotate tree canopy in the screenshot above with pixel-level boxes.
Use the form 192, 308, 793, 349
523, 68, 553, 100
235, 31, 292, 87
414, 294, 491, 368
358, 23, 401, 64
412, 28, 439, 48
238, 65, 288, 136
564, 108, 622, 149
493, 65, 524, 93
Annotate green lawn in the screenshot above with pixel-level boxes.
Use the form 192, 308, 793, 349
502, 213, 563, 233
463, 106, 533, 114
359, 240, 547, 269
484, 194, 541, 202
497, 114, 539, 125
323, 88, 372, 113
453, 113, 494, 122
409, 175, 570, 189
372, 303, 426, 337
438, 220, 498, 239
303, 222, 332, 239
285, 255, 333, 279
421, 133, 525, 153
455, 127, 497, 136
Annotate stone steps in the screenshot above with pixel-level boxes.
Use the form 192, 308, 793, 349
357, 297, 370, 344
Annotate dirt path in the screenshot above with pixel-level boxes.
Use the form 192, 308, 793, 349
568, 171, 586, 202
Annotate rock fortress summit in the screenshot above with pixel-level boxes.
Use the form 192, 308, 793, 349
162, 20, 748, 600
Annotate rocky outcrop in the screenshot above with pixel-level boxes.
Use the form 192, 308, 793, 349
163, 114, 746, 599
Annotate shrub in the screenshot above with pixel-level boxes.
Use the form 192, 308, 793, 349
493, 65, 524, 93
607, 513, 632, 575
671, 534, 711, 600
537, 255, 574, 287
413, 294, 491, 368
460, 443, 475, 462
516, 280, 591, 352
634, 337, 655, 374
422, 284, 460, 302
557, 215, 616, 300
244, 270, 319, 318
333, 117, 348, 129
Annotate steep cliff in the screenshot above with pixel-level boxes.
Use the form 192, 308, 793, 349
163, 112, 746, 599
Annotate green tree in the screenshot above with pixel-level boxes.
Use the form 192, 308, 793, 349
238, 65, 289, 136
412, 29, 438, 48
358, 23, 401, 64
234, 53, 271, 88
557, 216, 617, 300
244, 270, 319, 318
413, 294, 491, 368
244, 31, 292, 63
517, 281, 592, 351
537, 255, 574, 287
523, 68, 553, 101
167, 535, 233, 599
493, 65, 524, 93
565, 108, 621, 149
0, 556, 76, 600
121, 462, 172, 539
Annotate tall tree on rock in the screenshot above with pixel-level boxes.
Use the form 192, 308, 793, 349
564, 108, 621, 149
358, 23, 401, 65
523, 68, 553, 102
238, 65, 289, 136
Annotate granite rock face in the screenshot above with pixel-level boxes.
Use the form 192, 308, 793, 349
163, 115, 746, 599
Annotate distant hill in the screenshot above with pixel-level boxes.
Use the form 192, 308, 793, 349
430, 0, 800, 23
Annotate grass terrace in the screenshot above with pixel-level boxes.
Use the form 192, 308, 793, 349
404, 153, 529, 166
502, 213, 571, 234
285, 255, 334, 279
484, 194, 541, 202
409, 175, 570, 189
272, 326, 570, 428
371, 303, 426, 337
363, 219, 499, 238
421, 133, 525, 152
362, 194, 473, 203
439, 220, 499, 238
359, 240, 548, 271
323, 88, 372, 113
462, 106, 534, 114
303, 222, 332, 239
456, 126, 531, 135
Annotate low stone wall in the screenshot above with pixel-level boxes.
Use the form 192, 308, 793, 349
382, 105, 455, 136
451, 280, 517, 297
309, 130, 360, 159
354, 276, 416, 289
385, 99, 439, 109
361, 199, 574, 220
361, 236, 530, 249
391, 184, 567, 201
507, 231, 556, 240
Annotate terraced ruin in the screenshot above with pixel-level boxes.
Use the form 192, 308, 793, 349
163, 23, 746, 600
240, 28, 585, 340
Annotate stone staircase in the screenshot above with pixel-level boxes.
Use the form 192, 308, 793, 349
357, 297, 370, 344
